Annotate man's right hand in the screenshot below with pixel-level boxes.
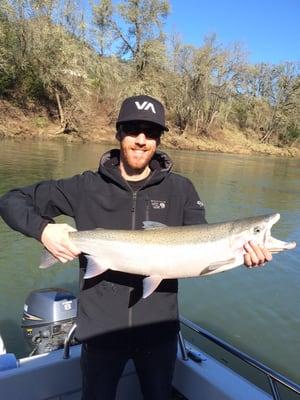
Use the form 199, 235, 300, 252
41, 223, 81, 263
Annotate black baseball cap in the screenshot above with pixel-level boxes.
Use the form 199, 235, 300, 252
116, 95, 169, 131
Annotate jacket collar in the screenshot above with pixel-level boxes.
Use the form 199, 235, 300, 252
98, 149, 173, 189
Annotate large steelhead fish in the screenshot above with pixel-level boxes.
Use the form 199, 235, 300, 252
40, 213, 296, 298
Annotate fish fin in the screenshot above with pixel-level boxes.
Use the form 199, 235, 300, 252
209, 258, 237, 269
39, 249, 58, 269
199, 258, 237, 276
142, 275, 163, 298
84, 255, 108, 279
142, 221, 167, 230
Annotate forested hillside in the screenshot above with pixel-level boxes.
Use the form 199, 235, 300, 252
0, 0, 299, 155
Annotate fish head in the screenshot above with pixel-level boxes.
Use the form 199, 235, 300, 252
231, 213, 296, 254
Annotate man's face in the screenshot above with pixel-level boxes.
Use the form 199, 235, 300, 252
118, 121, 162, 173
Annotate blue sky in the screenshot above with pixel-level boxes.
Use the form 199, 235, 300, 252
165, 0, 300, 64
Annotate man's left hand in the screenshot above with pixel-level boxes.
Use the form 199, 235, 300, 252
244, 241, 272, 268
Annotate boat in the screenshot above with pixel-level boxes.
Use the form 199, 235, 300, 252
0, 288, 299, 400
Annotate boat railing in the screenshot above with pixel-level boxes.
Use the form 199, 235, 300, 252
179, 316, 300, 400
63, 323, 77, 360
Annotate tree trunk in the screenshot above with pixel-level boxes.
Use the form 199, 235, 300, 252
207, 110, 218, 130
195, 110, 200, 134
55, 90, 65, 127
260, 130, 273, 143
291, 135, 300, 147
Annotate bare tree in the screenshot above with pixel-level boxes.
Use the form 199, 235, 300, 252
93, 0, 169, 77
166, 35, 246, 135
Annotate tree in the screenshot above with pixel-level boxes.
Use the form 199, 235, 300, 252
166, 35, 246, 135
239, 62, 300, 143
92, 0, 169, 77
0, 0, 96, 130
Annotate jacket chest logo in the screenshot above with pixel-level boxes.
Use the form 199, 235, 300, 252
150, 200, 167, 209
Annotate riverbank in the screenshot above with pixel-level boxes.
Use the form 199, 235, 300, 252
0, 99, 299, 158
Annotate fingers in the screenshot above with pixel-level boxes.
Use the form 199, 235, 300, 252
244, 241, 272, 268
50, 243, 77, 263
41, 223, 81, 263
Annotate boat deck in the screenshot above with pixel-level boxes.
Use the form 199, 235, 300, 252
1, 318, 299, 400
0, 342, 275, 400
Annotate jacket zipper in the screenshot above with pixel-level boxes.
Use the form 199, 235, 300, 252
127, 172, 155, 331
131, 191, 137, 230
128, 190, 137, 330
129, 171, 154, 229
145, 198, 150, 221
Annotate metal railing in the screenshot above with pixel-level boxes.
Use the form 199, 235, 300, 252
63, 323, 77, 359
179, 316, 300, 400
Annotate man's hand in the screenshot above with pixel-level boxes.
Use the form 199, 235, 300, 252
41, 223, 81, 263
244, 241, 272, 268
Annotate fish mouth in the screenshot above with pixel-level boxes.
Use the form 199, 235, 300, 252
267, 241, 297, 253
266, 213, 296, 252
269, 213, 280, 224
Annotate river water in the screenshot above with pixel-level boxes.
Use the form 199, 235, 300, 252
0, 139, 299, 389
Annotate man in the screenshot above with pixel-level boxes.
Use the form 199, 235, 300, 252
0, 95, 272, 399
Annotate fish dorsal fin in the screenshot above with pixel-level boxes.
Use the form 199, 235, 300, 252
142, 221, 167, 230
84, 255, 108, 279
142, 275, 163, 298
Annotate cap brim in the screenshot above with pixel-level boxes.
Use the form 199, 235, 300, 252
117, 118, 169, 132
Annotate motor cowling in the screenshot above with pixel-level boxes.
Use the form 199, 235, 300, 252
21, 288, 77, 355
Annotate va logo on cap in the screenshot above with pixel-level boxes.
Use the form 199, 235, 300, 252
135, 101, 156, 114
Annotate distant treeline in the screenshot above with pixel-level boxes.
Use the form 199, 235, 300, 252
0, 0, 299, 145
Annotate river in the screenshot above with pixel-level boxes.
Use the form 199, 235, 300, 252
0, 139, 299, 392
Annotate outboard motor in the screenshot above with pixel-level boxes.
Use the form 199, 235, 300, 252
21, 288, 77, 355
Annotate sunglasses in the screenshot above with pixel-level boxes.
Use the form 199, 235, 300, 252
121, 122, 162, 139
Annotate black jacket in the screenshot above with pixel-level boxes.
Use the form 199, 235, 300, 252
0, 150, 206, 346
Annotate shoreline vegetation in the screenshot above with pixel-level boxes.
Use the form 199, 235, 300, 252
0, 0, 299, 158
0, 99, 299, 158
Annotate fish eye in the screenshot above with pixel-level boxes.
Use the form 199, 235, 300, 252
254, 226, 261, 234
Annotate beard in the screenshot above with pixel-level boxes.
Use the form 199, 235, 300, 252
120, 145, 156, 174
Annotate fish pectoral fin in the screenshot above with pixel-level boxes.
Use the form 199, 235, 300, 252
200, 258, 237, 275
39, 249, 58, 269
209, 258, 237, 269
142, 275, 163, 298
84, 255, 108, 279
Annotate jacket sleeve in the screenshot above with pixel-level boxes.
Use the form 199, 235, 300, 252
0, 175, 82, 241
183, 179, 207, 225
